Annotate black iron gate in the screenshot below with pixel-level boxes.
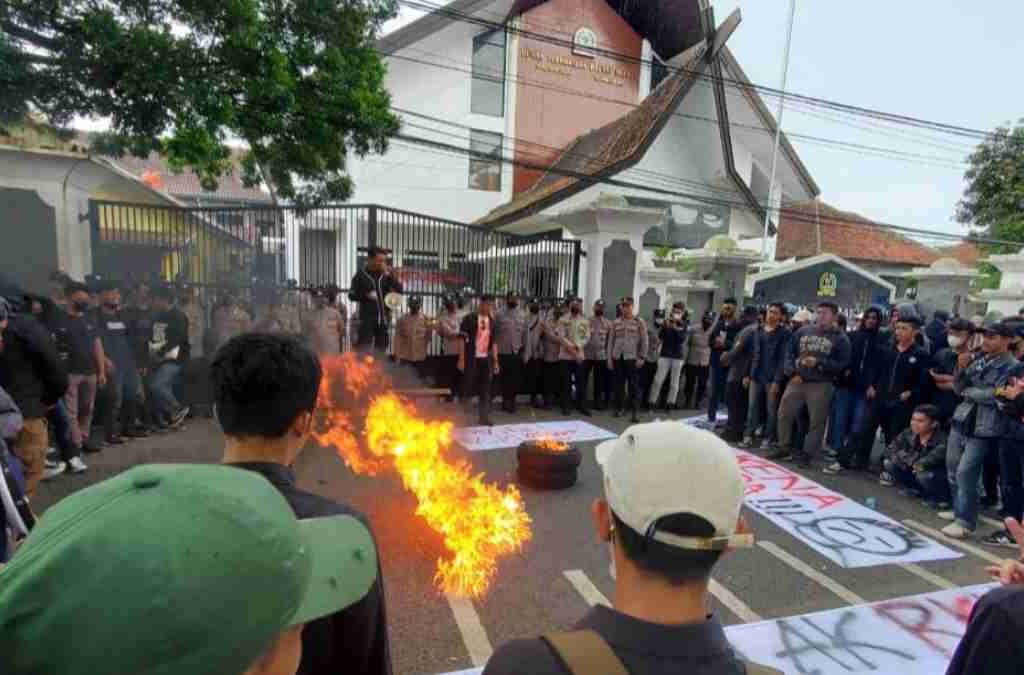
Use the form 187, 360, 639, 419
89, 201, 581, 301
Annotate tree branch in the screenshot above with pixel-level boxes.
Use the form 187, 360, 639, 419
1, 19, 61, 51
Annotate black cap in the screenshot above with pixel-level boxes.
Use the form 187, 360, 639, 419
896, 314, 923, 328
741, 305, 760, 318
817, 300, 839, 312
983, 319, 1015, 338
948, 318, 974, 333
594, 299, 606, 307
408, 295, 422, 308
653, 309, 666, 319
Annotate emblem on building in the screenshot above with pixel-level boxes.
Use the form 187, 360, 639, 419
818, 271, 838, 297
573, 27, 597, 57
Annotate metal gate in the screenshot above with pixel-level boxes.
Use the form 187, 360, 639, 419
89, 201, 581, 301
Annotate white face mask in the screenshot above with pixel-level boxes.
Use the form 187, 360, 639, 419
671, 313, 683, 321
947, 335, 965, 348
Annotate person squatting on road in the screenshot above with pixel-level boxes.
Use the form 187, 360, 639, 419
482, 421, 778, 675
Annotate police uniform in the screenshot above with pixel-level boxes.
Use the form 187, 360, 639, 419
394, 311, 433, 380
557, 311, 591, 415
542, 313, 563, 407
522, 307, 546, 407
584, 312, 613, 410
495, 306, 526, 412
641, 310, 666, 408
609, 315, 649, 422
436, 306, 463, 400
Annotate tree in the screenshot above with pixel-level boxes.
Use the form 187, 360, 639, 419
1, 0, 401, 205
955, 122, 1024, 287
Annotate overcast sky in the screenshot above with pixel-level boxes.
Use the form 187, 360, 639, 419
384, 1, 1023, 242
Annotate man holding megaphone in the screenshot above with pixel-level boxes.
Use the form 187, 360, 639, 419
349, 246, 403, 352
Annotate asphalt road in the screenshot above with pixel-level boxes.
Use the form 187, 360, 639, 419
33, 405, 1002, 675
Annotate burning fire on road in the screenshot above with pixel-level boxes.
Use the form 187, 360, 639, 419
312, 353, 532, 598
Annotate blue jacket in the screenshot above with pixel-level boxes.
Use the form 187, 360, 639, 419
954, 351, 1018, 438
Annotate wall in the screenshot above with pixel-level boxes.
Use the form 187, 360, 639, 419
513, 0, 643, 193
0, 187, 59, 294
753, 259, 893, 310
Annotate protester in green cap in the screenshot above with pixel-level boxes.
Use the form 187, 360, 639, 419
0, 463, 378, 675
212, 332, 392, 675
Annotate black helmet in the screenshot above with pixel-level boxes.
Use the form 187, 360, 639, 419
408, 295, 423, 310
653, 309, 666, 319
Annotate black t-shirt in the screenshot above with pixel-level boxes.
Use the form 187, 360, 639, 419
51, 310, 98, 375
97, 311, 135, 366
945, 586, 1024, 675
483, 605, 747, 675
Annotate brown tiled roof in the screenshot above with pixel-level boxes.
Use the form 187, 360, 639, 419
108, 149, 272, 203
476, 42, 708, 228
776, 201, 940, 267
937, 241, 982, 267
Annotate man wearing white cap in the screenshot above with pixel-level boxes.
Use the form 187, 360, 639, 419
483, 422, 777, 675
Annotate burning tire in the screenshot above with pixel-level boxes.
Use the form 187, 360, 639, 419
517, 466, 577, 490
516, 439, 580, 489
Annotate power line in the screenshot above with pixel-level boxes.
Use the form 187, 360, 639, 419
385, 48, 968, 170
391, 128, 1011, 249
394, 0, 995, 141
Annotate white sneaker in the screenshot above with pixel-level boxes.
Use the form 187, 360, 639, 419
941, 522, 972, 539
67, 456, 88, 474
937, 510, 956, 521
42, 462, 67, 481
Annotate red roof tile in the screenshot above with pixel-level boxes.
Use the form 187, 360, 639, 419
776, 201, 941, 267
109, 150, 272, 203
937, 241, 982, 267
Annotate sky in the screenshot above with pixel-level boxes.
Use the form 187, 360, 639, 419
383, 1, 1024, 243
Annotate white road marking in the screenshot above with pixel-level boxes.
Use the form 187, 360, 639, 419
445, 592, 493, 667
899, 563, 956, 589
708, 579, 763, 623
563, 569, 610, 607
979, 514, 1004, 529
758, 541, 866, 605
903, 520, 1003, 565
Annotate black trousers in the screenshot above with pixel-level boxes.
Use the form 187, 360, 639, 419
707, 359, 728, 422
543, 360, 560, 405
843, 399, 914, 468
559, 359, 587, 412
465, 357, 493, 424
725, 380, 749, 441
437, 355, 462, 400
683, 364, 709, 409
498, 354, 522, 411
614, 358, 641, 413
585, 359, 613, 409
523, 358, 544, 403
356, 320, 389, 352
639, 361, 658, 407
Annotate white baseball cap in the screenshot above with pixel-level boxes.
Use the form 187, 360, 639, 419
595, 422, 752, 551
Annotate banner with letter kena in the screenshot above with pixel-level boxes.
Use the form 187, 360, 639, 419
453, 420, 615, 452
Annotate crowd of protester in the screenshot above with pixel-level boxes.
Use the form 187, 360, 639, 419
2, 247, 1024, 674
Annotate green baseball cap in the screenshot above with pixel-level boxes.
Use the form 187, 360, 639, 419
0, 464, 377, 675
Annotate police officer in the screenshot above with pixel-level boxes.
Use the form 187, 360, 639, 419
494, 291, 526, 413
436, 294, 463, 401
641, 309, 666, 408
607, 297, 649, 423
557, 296, 591, 416
584, 300, 612, 410
542, 302, 563, 407
522, 298, 546, 408
394, 295, 433, 380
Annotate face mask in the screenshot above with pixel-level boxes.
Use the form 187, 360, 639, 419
570, 306, 581, 315
553, 310, 564, 319
72, 300, 89, 313
594, 308, 605, 317
529, 305, 539, 314
672, 313, 683, 321
507, 301, 519, 309
654, 318, 664, 327
104, 302, 119, 311
947, 335, 964, 348
410, 307, 421, 314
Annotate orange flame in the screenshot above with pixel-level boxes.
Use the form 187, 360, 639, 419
312, 353, 532, 597
529, 436, 570, 453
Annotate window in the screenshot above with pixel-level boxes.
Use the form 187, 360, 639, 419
472, 30, 506, 117
650, 56, 670, 92
469, 130, 502, 192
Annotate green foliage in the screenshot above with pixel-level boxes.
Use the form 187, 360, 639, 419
956, 122, 1024, 250
1, 0, 400, 205
653, 245, 674, 260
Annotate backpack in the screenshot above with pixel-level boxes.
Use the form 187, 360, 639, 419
543, 630, 782, 675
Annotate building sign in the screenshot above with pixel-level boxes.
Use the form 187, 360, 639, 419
520, 46, 636, 87
573, 27, 597, 57
818, 271, 838, 297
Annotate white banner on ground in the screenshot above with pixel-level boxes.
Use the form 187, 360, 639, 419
725, 583, 994, 674
677, 416, 962, 568
436, 584, 996, 675
452, 420, 616, 452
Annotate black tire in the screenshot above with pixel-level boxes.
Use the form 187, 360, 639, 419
516, 443, 582, 472
517, 466, 578, 490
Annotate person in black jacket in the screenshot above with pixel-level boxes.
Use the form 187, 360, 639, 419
828, 307, 884, 457
212, 333, 391, 675
146, 285, 190, 429
348, 247, 403, 352
707, 298, 739, 424
0, 287, 68, 497
745, 302, 792, 448
458, 295, 501, 426
828, 314, 930, 474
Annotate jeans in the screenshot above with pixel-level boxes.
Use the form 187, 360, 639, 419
947, 429, 999, 531
746, 381, 781, 441
884, 458, 951, 503
707, 361, 728, 422
828, 388, 868, 451
148, 361, 183, 424
102, 362, 142, 437
47, 399, 78, 462
649, 357, 685, 406
65, 373, 98, 447
998, 438, 1024, 522
683, 364, 709, 409
777, 381, 835, 460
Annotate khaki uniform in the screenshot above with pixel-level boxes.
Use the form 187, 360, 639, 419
609, 317, 649, 417
557, 314, 590, 361
584, 316, 613, 409
302, 307, 344, 355
436, 310, 463, 398
495, 309, 526, 411
394, 313, 432, 363
557, 313, 592, 413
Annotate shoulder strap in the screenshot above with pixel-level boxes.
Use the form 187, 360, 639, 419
741, 660, 784, 675
543, 630, 629, 675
